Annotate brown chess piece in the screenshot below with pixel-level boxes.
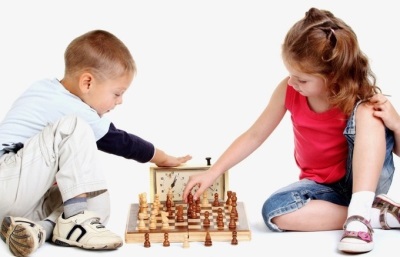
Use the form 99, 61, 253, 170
212, 193, 220, 207
226, 190, 232, 206
176, 205, 185, 223
144, 233, 151, 248
203, 211, 211, 228
229, 209, 237, 229
231, 230, 238, 245
163, 232, 170, 247
217, 208, 224, 229
204, 231, 212, 246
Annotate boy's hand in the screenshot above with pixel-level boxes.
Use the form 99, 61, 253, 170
155, 154, 192, 167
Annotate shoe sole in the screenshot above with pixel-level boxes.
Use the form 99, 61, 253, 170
1, 217, 36, 257
53, 236, 123, 250
338, 240, 374, 253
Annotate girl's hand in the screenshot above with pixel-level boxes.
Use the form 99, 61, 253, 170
369, 94, 400, 133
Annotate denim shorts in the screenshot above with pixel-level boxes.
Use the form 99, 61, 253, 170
261, 101, 395, 232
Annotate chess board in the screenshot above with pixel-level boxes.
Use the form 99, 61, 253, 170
125, 201, 251, 243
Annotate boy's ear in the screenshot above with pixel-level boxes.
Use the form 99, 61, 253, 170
79, 73, 94, 92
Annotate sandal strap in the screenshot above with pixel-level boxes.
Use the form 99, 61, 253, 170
341, 215, 374, 243
379, 208, 391, 230
343, 215, 374, 234
341, 230, 373, 243
372, 195, 400, 230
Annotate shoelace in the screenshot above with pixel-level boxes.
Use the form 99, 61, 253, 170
89, 218, 105, 229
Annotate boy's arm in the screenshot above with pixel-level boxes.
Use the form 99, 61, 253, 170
97, 122, 191, 165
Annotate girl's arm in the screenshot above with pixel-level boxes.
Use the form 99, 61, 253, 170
183, 77, 289, 201
369, 94, 400, 156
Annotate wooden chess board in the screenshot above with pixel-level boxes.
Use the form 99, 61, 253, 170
125, 201, 251, 243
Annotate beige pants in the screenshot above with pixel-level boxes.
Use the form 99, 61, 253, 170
0, 115, 109, 223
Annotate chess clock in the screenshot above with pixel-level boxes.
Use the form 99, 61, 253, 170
149, 159, 229, 202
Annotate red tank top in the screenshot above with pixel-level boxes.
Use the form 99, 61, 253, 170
285, 86, 348, 183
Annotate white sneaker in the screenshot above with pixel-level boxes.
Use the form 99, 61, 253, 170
52, 211, 122, 250
1, 216, 46, 257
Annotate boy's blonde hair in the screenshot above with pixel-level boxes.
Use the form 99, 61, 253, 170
282, 8, 380, 115
64, 30, 136, 81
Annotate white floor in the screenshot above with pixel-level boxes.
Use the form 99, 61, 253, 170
2, 152, 400, 257
2, 1, 400, 256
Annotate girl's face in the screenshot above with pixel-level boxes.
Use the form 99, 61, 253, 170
284, 62, 327, 98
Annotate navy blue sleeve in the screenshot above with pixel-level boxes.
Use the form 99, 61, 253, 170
96, 122, 155, 163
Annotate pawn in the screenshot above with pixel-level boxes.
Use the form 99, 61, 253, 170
149, 214, 157, 230
212, 193, 220, 207
226, 190, 233, 206
144, 233, 151, 248
231, 230, 238, 245
175, 205, 185, 223
138, 213, 146, 230
204, 231, 212, 246
163, 232, 170, 247
229, 210, 236, 230
182, 234, 190, 248
203, 211, 211, 228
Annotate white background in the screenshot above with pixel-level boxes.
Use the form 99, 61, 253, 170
1, 1, 400, 256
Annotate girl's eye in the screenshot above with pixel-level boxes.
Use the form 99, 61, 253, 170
298, 80, 306, 84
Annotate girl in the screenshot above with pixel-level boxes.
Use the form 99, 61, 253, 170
183, 7, 396, 254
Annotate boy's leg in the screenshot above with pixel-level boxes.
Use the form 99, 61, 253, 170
1, 115, 120, 256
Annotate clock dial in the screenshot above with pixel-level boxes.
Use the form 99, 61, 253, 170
150, 165, 228, 202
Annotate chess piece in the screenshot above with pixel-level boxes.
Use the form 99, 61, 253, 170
187, 192, 193, 205
212, 193, 220, 207
231, 230, 238, 245
204, 231, 212, 246
153, 194, 161, 207
138, 213, 146, 230
226, 190, 232, 206
182, 234, 190, 248
203, 211, 211, 228
149, 214, 157, 230
190, 202, 198, 218
231, 192, 238, 221
163, 232, 170, 247
229, 209, 237, 229
176, 205, 185, 223
217, 208, 224, 229
144, 233, 151, 248
202, 191, 209, 206
195, 198, 201, 213
161, 211, 170, 229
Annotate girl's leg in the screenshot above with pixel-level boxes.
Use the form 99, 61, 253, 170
272, 200, 347, 231
339, 102, 388, 253
262, 178, 350, 232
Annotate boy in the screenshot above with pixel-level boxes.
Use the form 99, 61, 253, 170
0, 30, 191, 257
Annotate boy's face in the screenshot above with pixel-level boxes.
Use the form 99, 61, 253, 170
83, 73, 133, 117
